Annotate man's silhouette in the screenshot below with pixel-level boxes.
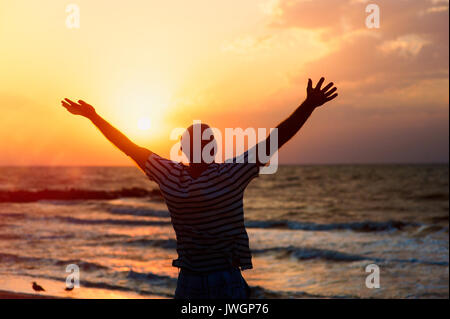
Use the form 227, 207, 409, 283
61, 77, 338, 299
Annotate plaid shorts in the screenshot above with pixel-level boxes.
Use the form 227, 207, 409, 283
174, 268, 250, 299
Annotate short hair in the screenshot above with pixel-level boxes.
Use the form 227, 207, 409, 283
180, 123, 216, 163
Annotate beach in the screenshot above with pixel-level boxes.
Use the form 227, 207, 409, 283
0, 290, 59, 299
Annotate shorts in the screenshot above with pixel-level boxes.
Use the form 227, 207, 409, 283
174, 268, 250, 299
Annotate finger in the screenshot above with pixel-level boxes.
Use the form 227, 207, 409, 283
78, 100, 88, 105
61, 101, 71, 108
64, 98, 79, 106
324, 87, 337, 97
322, 82, 334, 93
325, 93, 338, 102
315, 77, 325, 90
307, 78, 313, 91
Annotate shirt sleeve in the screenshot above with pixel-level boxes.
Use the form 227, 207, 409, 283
223, 149, 260, 188
144, 152, 180, 185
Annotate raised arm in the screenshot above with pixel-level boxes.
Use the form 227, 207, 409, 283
258, 77, 338, 165
61, 99, 150, 170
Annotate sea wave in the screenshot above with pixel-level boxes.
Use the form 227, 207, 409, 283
252, 246, 367, 262
88, 235, 450, 266
252, 246, 449, 266
410, 192, 449, 201
0, 253, 109, 271
106, 206, 170, 218
249, 285, 359, 299
0, 234, 22, 240
245, 220, 421, 232
53, 216, 171, 227
122, 238, 177, 249
0, 188, 162, 203
126, 270, 357, 298
98, 238, 177, 249
126, 270, 177, 286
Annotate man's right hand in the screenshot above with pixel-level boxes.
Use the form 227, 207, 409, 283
61, 98, 97, 119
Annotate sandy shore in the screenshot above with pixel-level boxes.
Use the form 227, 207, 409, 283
0, 290, 62, 299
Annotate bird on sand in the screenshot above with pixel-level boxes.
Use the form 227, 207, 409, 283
32, 282, 45, 292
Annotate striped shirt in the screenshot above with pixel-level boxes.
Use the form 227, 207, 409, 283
144, 152, 260, 273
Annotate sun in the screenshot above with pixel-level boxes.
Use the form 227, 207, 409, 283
137, 117, 151, 131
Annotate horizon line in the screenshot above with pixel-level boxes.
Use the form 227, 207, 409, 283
0, 162, 448, 168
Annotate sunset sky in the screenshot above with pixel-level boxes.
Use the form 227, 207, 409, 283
0, 0, 448, 165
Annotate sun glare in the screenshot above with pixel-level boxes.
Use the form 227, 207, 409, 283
137, 117, 151, 131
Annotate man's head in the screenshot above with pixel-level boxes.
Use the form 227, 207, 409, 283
180, 123, 216, 164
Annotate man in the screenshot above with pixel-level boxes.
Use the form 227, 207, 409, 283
61, 77, 338, 299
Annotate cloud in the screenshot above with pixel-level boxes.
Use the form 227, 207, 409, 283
221, 35, 274, 54
259, 0, 448, 101
259, 0, 283, 17
221, 0, 449, 163
378, 34, 431, 57
189, 0, 448, 163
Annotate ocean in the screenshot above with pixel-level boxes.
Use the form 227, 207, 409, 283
0, 165, 448, 298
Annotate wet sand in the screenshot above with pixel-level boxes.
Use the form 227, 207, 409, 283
0, 290, 62, 299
